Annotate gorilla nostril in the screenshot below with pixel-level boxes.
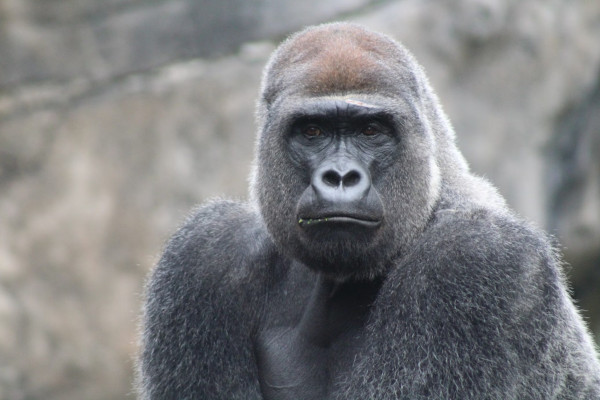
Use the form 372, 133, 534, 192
322, 170, 342, 187
343, 170, 361, 187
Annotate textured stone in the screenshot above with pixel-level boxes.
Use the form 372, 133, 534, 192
0, 52, 268, 399
0, 0, 376, 88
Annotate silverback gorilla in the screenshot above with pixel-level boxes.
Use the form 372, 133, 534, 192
138, 23, 600, 399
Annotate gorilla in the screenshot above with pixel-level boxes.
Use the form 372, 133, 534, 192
138, 23, 600, 399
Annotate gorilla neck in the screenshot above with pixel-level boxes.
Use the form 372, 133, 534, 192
297, 274, 383, 345
256, 273, 382, 400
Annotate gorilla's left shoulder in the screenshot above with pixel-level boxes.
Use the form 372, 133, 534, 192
410, 207, 562, 292
428, 207, 554, 262
381, 207, 567, 337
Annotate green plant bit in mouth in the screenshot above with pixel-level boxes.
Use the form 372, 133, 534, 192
298, 217, 329, 226
298, 216, 381, 228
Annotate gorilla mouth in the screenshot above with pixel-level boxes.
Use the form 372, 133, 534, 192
298, 215, 381, 229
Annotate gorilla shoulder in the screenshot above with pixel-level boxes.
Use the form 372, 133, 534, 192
140, 200, 273, 399
156, 200, 275, 283
144, 200, 277, 339
424, 207, 557, 282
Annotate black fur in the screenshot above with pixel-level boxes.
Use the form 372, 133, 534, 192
138, 23, 600, 399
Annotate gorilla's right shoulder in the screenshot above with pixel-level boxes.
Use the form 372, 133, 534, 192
151, 199, 278, 291
140, 200, 275, 399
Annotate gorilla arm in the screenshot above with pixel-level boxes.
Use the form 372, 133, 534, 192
335, 209, 600, 400
138, 200, 274, 400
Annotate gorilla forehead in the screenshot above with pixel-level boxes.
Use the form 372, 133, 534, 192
262, 23, 421, 105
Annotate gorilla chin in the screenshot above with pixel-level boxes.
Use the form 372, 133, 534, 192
295, 217, 386, 279
295, 177, 385, 253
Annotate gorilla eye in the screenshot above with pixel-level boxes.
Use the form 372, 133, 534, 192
361, 124, 379, 136
304, 125, 322, 137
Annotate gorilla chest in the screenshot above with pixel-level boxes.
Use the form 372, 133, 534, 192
256, 276, 381, 400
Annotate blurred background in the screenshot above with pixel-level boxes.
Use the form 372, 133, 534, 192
0, 0, 599, 399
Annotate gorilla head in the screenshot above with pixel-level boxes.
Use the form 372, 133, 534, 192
252, 23, 471, 279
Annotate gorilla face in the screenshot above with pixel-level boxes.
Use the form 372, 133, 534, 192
256, 96, 437, 279
291, 99, 392, 241
254, 25, 441, 280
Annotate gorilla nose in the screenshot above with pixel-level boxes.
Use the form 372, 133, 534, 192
322, 169, 361, 188
313, 161, 371, 203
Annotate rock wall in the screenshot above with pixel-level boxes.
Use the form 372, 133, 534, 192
1, 0, 599, 399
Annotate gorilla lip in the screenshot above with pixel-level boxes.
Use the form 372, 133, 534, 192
298, 215, 381, 228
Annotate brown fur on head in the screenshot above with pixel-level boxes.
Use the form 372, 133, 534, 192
260, 23, 417, 104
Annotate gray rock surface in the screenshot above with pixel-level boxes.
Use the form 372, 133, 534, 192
0, 0, 599, 399
0, 0, 374, 89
